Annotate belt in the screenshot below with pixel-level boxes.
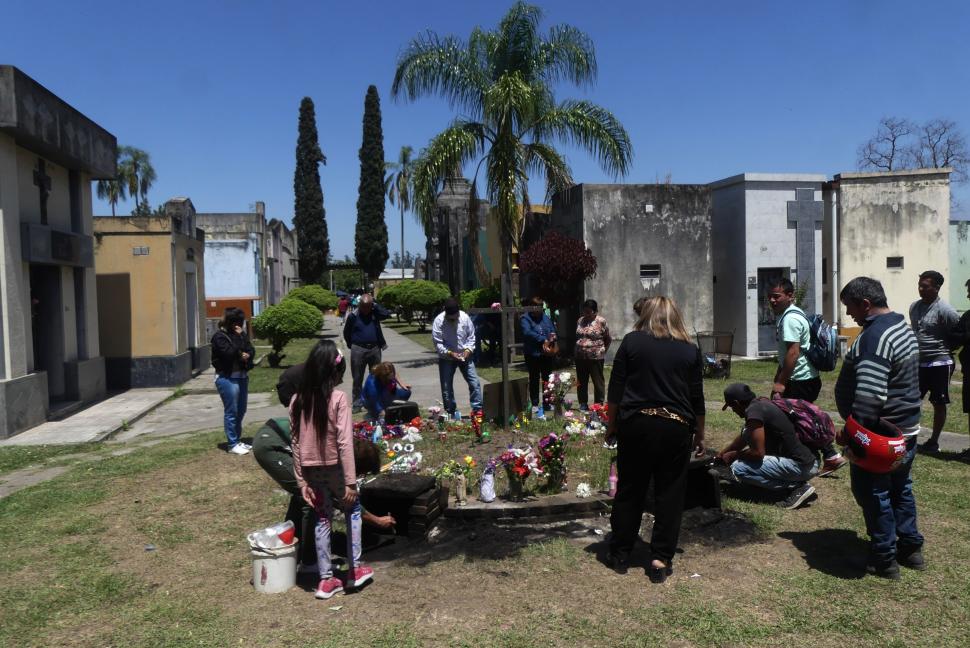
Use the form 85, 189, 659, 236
638, 407, 689, 426
354, 343, 379, 349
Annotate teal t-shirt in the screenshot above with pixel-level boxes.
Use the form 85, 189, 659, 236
777, 305, 818, 381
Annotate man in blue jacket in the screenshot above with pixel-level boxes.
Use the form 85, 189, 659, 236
343, 294, 387, 412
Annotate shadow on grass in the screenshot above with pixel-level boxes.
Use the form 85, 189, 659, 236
363, 504, 765, 573
918, 448, 970, 464
777, 529, 869, 579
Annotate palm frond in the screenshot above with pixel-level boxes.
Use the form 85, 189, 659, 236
534, 24, 597, 87
391, 32, 488, 116
535, 100, 633, 178
524, 142, 574, 204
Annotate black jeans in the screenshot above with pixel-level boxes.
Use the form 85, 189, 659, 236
525, 354, 553, 409
785, 377, 821, 402
351, 344, 382, 403
609, 415, 691, 564
576, 358, 606, 406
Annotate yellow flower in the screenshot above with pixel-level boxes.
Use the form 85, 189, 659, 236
387, 450, 396, 459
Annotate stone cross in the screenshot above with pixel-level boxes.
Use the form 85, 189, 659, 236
33, 159, 51, 225
787, 188, 822, 313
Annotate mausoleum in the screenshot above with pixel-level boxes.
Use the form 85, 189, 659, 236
0, 66, 115, 438
93, 197, 209, 389
710, 173, 826, 357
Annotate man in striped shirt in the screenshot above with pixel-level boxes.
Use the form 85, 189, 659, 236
835, 277, 924, 580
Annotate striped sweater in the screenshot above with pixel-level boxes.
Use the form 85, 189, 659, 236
834, 312, 921, 430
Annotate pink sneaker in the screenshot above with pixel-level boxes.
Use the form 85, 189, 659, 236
345, 565, 374, 589
314, 576, 344, 600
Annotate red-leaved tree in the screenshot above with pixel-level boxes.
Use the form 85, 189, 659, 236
518, 231, 597, 308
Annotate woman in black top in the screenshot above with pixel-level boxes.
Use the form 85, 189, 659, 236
211, 307, 256, 454
605, 296, 705, 583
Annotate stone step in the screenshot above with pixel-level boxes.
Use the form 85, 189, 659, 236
47, 400, 85, 421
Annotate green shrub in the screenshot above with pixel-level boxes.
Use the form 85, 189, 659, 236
459, 282, 501, 311
380, 280, 450, 327
251, 299, 323, 367
283, 284, 339, 313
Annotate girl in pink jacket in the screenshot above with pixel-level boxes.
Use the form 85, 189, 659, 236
290, 340, 373, 599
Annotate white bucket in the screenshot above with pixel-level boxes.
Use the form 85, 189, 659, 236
250, 539, 298, 594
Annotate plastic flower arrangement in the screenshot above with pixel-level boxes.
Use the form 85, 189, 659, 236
575, 483, 592, 498
498, 446, 543, 479
545, 371, 575, 409
388, 451, 422, 473
434, 455, 476, 481
537, 432, 567, 489
470, 410, 489, 443
590, 403, 610, 423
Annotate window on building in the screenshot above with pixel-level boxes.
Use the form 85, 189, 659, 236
132, 246, 150, 256
887, 256, 904, 269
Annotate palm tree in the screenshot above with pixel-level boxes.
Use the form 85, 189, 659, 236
118, 146, 157, 215
96, 151, 127, 217
385, 145, 418, 279
392, 1, 633, 289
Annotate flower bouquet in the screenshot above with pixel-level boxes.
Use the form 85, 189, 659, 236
434, 455, 477, 505
537, 432, 567, 491
545, 371, 575, 418
498, 447, 543, 501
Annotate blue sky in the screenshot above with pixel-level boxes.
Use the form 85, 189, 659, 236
3, 0, 969, 259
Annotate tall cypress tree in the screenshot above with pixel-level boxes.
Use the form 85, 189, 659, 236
293, 97, 329, 284
354, 85, 389, 279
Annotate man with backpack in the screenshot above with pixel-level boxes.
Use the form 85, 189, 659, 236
767, 277, 847, 475
910, 270, 961, 452
717, 383, 819, 510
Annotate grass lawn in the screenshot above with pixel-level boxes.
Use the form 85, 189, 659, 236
0, 442, 104, 478
2, 387, 969, 646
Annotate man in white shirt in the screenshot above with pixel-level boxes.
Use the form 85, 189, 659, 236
431, 298, 483, 420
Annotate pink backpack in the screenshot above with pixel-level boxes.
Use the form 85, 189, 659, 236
760, 396, 836, 451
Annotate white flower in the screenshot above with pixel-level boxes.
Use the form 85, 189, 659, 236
559, 371, 571, 383
575, 483, 592, 498
403, 443, 415, 453
392, 443, 404, 452
402, 428, 423, 443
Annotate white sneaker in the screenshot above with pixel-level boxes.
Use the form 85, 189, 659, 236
229, 443, 250, 455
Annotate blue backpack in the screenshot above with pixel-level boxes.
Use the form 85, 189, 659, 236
781, 310, 838, 372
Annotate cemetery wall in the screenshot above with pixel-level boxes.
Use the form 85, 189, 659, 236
833, 169, 951, 336
540, 184, 713, 361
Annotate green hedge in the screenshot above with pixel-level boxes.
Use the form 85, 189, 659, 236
378, 280, 450, 326
251, 299, 323, 366
283, 284, 339, 313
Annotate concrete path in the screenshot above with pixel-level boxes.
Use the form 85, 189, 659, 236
0, 388, 174, 446
109, 392, 283, 443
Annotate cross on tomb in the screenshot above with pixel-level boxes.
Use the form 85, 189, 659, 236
33, 159, 52, 225
786, 188, 822, 312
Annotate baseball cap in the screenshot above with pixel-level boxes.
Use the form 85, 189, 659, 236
722, 383, 756, 410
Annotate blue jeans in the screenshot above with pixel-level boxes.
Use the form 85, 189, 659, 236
850, 437, 923, 566
732, 455, 818, 490
438, 358, 483, 413
215, 375, 248, 446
